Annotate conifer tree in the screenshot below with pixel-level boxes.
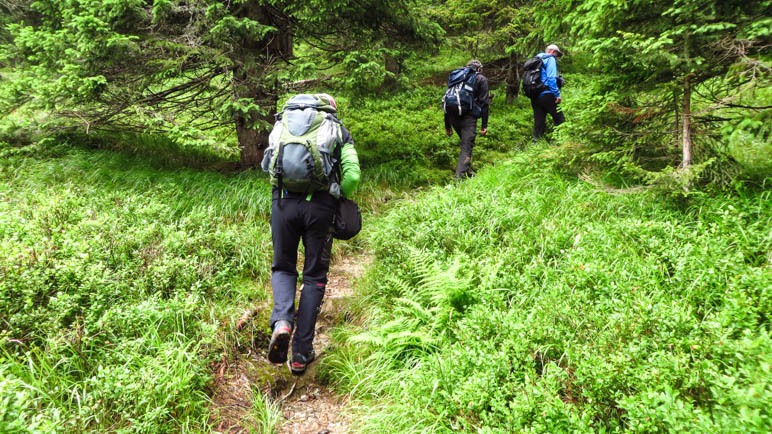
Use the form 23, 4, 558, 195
565, 0, 769, 169
0, 0, 439, 166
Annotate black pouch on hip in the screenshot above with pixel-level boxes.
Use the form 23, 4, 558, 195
333, 198, 362, 240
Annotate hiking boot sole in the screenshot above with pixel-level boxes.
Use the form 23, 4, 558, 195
267, 329, 291, 364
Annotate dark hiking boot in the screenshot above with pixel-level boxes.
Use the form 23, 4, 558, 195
267, 320, 291, 364
289, 350, 316, 375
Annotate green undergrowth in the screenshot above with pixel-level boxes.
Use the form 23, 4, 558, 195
322, 147, 771, 433
0, 142, 275, 432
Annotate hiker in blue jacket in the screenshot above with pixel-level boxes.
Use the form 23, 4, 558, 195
530, 44, 565, 141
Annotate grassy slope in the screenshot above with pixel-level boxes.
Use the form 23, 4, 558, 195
0, 143, 273, 432
0, 57, 525, 430
0, 47, 768, 433
323, 148, 771, 433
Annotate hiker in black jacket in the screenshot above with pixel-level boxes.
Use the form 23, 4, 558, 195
444, 59, 489, 179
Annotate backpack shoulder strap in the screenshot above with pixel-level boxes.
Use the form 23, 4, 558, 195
333, 137, 342, 185
465, 69, 478, 84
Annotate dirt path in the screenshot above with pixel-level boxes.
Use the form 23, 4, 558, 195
210, 253, 368, 434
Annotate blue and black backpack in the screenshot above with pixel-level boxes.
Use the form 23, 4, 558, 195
442, 67, 479, 116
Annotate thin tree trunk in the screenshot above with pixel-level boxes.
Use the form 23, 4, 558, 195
673, 89, 680, 151
506, 52, 519, 103
681, 74, 693, 168
384, 48, 401, 88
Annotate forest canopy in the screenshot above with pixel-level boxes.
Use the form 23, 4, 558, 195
1, 0, 769, 184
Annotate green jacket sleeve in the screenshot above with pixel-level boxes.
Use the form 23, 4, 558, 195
340, 142, 360, 197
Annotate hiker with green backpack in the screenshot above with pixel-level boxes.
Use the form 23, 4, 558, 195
442, 59, 490, 179
260, 93, 361, 375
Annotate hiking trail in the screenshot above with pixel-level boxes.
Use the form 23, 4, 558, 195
210, 253, 369, 433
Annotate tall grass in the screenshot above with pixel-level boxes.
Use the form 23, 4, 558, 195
250, 390, 282, 434
0, 142, 273, 432
323, 147, 771, 432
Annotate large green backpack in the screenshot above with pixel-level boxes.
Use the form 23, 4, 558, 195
261, 94, 343, 195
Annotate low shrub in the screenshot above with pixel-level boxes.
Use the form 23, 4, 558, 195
326, 148, 771, 432
0, 144, 273, 432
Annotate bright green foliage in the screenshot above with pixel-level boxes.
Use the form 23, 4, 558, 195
288, 0, 443, 93
1, 0, 276, 158
326, 148, 771, 432
0, 0, 440, 165
568, 0, 767, 89
0, 142, 273, 432
555, 0, 771, 186
427, 0, 537, 56
251, 389, 282, 433
0, 2, 770, 431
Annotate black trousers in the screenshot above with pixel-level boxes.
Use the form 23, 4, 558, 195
447, 113, 478, 178
531, 93, 565, 140
269, 190, 335, 356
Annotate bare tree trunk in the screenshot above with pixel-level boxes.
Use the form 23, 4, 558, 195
232, 71, 278, 168
673, 89, 680, 151
235, 103, 273, 168
383, 51, 401, 88
506, 52, 519, 104
232, 2, 292, 168
681, 74, 693, 168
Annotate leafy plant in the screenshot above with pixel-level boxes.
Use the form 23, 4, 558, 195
327, 147, 771, 432
0, 144, 273, 432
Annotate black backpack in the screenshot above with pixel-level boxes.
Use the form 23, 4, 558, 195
521, 56, 547, 98
442, 67, 479, 116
